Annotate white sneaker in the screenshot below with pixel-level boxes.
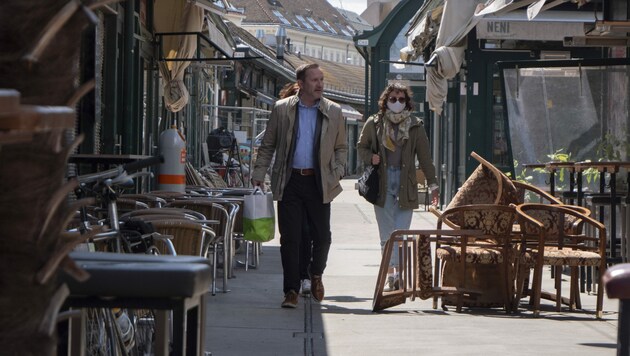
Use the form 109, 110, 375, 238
384, 273, 399, 292
300, 279, 311, 295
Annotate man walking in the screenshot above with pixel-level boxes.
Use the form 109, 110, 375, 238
252, 63, 347, 308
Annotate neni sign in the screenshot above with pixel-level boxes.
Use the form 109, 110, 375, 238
486, 21, 510, 35
476, 19, 586, 41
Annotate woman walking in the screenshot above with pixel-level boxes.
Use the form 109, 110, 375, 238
357, 82, 438, 290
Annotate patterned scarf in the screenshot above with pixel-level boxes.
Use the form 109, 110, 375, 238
382, 109, 411, 152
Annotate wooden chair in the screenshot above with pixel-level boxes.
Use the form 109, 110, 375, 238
514, 203, 607, 318
434, 204, 518, 313
513, 180, 562, 205
372, 229, 483, 312
430, 151, 519, 228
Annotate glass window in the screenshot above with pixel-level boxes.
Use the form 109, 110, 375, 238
340, 28, 353, 37
321, 19, 337, 34
295, 15, 313, 30
306, 17, 324, 32
272, 10, 291, 25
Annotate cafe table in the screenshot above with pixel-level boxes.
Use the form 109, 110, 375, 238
574, 161, 630, 264
544, 161, 578, 203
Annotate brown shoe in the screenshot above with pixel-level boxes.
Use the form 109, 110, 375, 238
311, 275, 324, 302
281, 290, 299, 308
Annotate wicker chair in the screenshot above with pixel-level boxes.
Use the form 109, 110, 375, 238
115, 198, 149, 214
119, 193, 168, 208
165, 199, 237, 286
150, 219, 223, 295
119, 207, 206, 221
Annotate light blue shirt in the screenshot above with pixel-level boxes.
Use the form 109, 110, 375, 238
292, 99, 318, 169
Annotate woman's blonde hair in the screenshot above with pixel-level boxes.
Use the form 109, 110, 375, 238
279, 82, 299, 99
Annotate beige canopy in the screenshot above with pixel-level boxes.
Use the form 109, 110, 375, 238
402, 0, 580, 116
154, 0, 204, 113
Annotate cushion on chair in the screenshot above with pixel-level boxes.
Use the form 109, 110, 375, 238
417, 235, 434, 299
436, 245, 507, 264
519, 209, 584, 235
540, 248, 602, 266
445, 153, 518, 226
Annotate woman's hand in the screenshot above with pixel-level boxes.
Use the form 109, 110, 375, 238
429, 184, 439, 206
371, 154, 380, 165
431, 189, 439, 206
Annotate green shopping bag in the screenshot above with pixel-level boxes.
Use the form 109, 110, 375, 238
243, 188, 275, 242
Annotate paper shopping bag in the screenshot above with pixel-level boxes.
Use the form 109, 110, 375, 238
243, 188, 275, 242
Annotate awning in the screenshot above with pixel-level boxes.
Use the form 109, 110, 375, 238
424, 0, 481, 116
204, 15, 234, 58
154, 0, 204, 112
406, 0, 600, 115
400, 0, 444, 62
192, 0, 228, 16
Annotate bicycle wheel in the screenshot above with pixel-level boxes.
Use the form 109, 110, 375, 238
85, 308, 121, 356
128, 308, 156, 356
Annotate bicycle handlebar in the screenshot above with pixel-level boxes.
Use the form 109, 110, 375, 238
123, 155, 164, 174
77, 155, 164, 185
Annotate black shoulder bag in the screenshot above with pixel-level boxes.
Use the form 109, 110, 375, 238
358, 119, 380, 204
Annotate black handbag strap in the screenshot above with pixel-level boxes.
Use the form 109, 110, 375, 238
371, 115, 381, 156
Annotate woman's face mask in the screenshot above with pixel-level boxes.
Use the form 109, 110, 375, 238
387, 99, 406, 113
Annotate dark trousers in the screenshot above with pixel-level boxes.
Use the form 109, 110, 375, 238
278, 172, 331, 294
299, 214, 313, 281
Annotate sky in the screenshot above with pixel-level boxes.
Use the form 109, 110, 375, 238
327, 0, 368, 15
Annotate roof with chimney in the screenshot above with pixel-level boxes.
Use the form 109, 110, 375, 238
225, 16, 365, 106
228, 0, 360, 38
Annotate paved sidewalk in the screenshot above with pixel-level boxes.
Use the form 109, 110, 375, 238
204, 179, 620, 356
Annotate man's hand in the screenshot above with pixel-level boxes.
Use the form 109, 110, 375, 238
252, 179, 264, 191
371, 154, 380, 165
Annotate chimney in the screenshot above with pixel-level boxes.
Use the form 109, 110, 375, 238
286, 38, 292, 53
275, 26, 286, 60
255, 29, 265, 41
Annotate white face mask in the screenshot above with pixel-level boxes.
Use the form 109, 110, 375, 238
387, 101, 406, 113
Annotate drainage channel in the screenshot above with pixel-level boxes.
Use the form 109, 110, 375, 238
293, 294, 324, 356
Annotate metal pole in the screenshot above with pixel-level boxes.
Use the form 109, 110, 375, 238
121, 0, 135, 153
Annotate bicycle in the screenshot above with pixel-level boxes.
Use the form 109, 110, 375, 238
63, 155, 168, 356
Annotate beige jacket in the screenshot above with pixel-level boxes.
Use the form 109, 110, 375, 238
357, 113, 437, 209
251, 95, 347, 204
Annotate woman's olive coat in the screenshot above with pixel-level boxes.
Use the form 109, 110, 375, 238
357, 113, 437, 209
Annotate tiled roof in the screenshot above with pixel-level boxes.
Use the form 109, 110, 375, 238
229, 0, 359, 37
225, 21, 276, 61
224, 19, 365, 104
283, 51, 365, 102
335, 8, 373, 34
